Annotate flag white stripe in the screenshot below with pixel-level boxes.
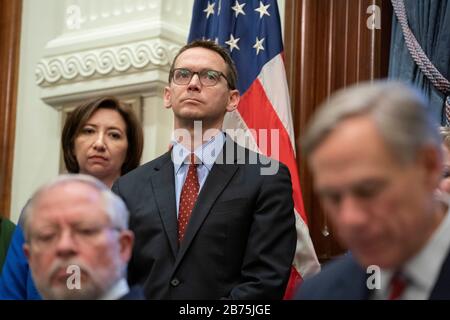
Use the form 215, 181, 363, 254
257, 54, 297, 155
294, 208, 321, 277
222, 110, 262, 154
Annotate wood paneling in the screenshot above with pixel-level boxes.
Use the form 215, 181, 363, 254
0, 0, 22, 218
284, 0, 392, 262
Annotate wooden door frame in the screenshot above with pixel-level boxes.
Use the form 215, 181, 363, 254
0, 0, 22, 218
283, 0, 392, 261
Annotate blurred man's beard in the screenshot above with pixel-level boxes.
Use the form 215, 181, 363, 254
38, 281, 101, 300
33, 258, 119, 300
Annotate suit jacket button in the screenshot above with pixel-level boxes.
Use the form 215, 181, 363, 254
170, 278, 180, 287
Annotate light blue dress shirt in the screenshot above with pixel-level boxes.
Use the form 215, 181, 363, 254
172, 132, 225, 217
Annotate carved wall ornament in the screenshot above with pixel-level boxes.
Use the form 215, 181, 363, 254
36, 39, 180, 86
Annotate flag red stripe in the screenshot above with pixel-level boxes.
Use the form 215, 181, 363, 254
284, 267, 302, 299
237, 79, 307, 223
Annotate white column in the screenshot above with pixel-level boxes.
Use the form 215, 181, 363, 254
141, 95, 174, 162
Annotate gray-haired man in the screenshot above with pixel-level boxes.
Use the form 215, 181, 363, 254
295, 81, 450, 300
23, 174, 143, 299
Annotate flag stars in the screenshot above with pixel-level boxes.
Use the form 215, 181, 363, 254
255, 1, 270, 19
203, 1, 215, 19
232, 0, 246, 17
253, 37, 265, 55
225, 34, 240, 52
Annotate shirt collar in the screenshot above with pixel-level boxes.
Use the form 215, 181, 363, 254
377, 202, 450, 297
172, 131, 225, 173
99, 278, 130, 300
401, 204, 450, 293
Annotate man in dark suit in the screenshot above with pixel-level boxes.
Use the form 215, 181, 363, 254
23, 174, 144, 300
295, 81, 450, 300
112, 40, 296, 299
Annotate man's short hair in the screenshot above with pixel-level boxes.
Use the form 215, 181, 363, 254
302, 81, 441, 164
168, 39, 238, 90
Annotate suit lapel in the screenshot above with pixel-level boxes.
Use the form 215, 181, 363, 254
429, 249, 450, 299
173, 138, 240, 269
150, 151, 179, 258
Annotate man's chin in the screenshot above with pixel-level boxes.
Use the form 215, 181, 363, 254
40, 284, 101, 300
38, 274, 102, 300
178, 111, 203, 121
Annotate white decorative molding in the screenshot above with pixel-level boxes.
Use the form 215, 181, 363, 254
36, 39, 180, 86
36, 0, 192, 108
63, 0, 193, 32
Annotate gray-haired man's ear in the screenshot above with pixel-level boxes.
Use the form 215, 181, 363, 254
118, 230, 134, 263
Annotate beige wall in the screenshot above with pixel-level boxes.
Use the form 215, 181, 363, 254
11, 0, 63, 222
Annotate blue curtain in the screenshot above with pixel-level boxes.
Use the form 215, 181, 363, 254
389, 0, 450, 124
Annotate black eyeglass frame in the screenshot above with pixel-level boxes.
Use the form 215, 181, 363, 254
171, 68, 233, 89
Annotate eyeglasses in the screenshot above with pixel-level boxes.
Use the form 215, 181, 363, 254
172, 68, 231, 88
29, 224, 122, 251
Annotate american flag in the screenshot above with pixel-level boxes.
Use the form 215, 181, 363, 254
188, 0, 320, 298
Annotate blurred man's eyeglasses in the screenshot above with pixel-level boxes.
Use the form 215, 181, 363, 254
29, 224, 121, 251
172, 68, 231, 88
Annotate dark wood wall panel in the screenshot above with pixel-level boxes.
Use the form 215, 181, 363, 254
0, 0, 22, 218
285, 0, 392, 262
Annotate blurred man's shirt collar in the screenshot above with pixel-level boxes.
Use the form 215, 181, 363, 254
99, 278, 129, 300
373, 204, 450, 300
172, 131, 225, 173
